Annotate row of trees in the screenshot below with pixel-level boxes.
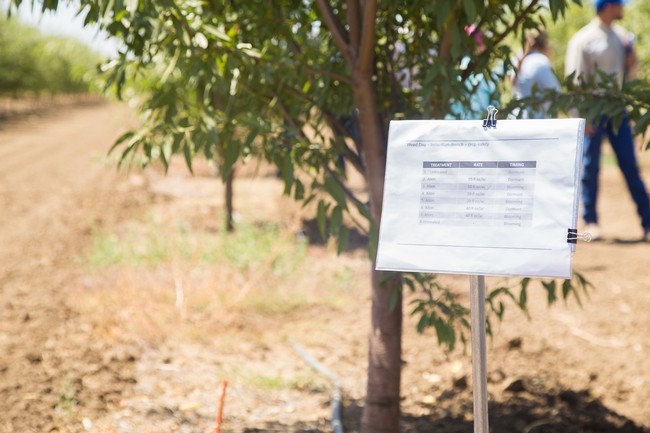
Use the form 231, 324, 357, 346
0, 15, 100, 96
10, 0, 650, 432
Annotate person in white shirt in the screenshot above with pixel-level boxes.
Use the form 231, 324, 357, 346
514, 28, 562, 119
565, 0, 650, 241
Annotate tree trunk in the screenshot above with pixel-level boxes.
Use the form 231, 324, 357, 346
354, 74, 403, 433
362, 268, 402, 433
225, 166, 235, 232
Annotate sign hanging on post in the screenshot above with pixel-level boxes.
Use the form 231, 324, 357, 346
376, 118, 585, 279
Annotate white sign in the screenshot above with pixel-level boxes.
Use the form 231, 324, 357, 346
376, 119, 585, 279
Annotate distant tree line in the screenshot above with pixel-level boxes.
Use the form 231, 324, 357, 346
0, 16, 101, 96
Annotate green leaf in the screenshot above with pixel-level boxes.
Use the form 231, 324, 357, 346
330, 206, 343, 237
110, 131, 134, 153
566, 279, 583, 306
435, 1, 452, 27
417, 313, 428, 334
302, 193, 316, 208
281, 154, 295, 195
294, 179, 305, 201
463, 0, 477, 22
411, 302, 425, 315
240, 47, 262, 59
379, 272, 397, 287
161, 48, 180, 84
183, 136, 194, 175
519, 278, 529, 310
542, 280, 557, 305
574, 271, 592, 295
403, 278, 415, 292
203, 24, 231, 42
337, 226, 350, 255
633, 109, 650, 135
389, 290, 399, 312
242, 130, 258, 154
355, 202, 372, 221
161, 138, 172, 173
316, 200, 329, 241
496, 301, 505, 320
367, 220, 379, 261
324, 176, 347, 210
562, 279, 571, 300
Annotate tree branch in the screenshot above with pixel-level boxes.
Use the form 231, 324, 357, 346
437, 0, 460, 65
315, 0, 352, 64
461, 0, 540, 80
325, 166, 367, 211
304, 65, 353, 87
347, 0, 361, 57
357, 0, 377, 74
282, 87, 365, 175
491, 0, 539, 49
324, 114, 365, 176
241, 82, 365, 176
439, 24, 453, 64
384, 21, 401, 113
277, 101, 308, 141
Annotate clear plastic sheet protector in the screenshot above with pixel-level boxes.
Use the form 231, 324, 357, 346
376, 119, 585, 278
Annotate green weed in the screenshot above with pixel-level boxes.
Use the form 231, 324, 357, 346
334, 266, 355, 291
54, 371, 78, 416
240, 372, 287, 389
234, 370, 327, 391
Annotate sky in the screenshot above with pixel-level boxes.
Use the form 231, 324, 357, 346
6, 0, 120, 57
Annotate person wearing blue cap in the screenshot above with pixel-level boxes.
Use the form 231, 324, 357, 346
565, 0, 650, 242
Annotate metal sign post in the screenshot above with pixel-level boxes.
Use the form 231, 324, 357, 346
470, 275, 489, 433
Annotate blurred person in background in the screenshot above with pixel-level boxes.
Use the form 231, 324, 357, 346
565, 0, 650, 241
513, 27, 562, 119
447, 25, 499, 120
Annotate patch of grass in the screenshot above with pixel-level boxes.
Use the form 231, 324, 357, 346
86, 217, 305, 272
74, 214, 367, 344
86, 222, 172, 269
240, 372, 288, 390
233, 369, 328, 392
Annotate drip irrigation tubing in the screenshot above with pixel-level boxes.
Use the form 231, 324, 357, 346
291, 341, 344, 433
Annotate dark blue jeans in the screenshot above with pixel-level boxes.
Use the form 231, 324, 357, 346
582, 115, 650, 230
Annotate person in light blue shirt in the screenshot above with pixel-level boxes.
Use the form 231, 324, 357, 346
513, 28, 562, 119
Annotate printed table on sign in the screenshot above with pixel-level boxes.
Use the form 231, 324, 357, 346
420, 161, 537, 228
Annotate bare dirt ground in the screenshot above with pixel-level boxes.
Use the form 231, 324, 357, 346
1, 102, 649, 433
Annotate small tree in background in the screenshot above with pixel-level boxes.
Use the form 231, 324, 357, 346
11, 0, 650, 431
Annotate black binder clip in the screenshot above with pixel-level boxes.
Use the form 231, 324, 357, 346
567, 228, 592, 243
483, 105, 498, 129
